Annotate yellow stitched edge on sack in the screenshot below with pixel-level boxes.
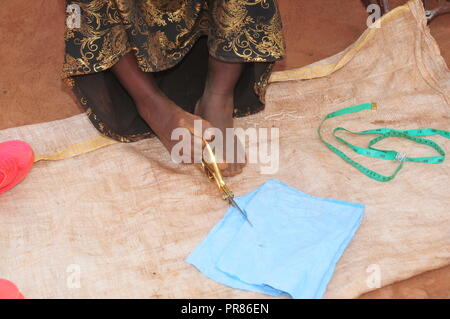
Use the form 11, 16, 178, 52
34, 135, 118, 162
268, 2, 411, 83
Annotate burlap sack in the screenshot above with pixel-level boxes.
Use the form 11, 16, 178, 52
0, 0, 448, 298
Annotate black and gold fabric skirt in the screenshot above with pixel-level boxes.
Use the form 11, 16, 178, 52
63, 0, 285, 142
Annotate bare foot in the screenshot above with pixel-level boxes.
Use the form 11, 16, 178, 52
195, 91, 246, 177
137, 94, 227, 170
109, 52, 226, 167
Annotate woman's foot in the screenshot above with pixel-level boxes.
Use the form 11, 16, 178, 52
111, 52, 228, 168
195, 56, 247, 177
111, 52, 244, 175
195, 91, 246, 177
137, 94, 229, 169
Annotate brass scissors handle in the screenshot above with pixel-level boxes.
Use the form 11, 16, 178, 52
201, 142, 233, 200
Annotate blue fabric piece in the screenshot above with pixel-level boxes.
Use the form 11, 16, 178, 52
187, 178, 365, 299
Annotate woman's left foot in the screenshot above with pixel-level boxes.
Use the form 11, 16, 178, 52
195, 92, 246, 177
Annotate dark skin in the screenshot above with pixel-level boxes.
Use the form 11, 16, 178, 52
111, 52, 246, 176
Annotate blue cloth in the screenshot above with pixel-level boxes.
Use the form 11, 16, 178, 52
187, 179, 365, 299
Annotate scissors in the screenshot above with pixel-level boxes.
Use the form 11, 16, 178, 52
201, 141, 253, 227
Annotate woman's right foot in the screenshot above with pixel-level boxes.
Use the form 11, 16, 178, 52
195, 93, 247, 177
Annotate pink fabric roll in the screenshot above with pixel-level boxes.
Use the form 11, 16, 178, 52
0, 140, 34, 195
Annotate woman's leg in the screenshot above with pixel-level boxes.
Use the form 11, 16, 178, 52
112, 52, 224, 168
196, 56, 246, 176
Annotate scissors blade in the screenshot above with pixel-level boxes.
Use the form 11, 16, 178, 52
228, 196, 253, 227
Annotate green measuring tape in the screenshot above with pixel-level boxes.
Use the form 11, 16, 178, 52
318, 102, 450, 182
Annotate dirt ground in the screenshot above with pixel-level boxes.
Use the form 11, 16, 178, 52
0, 0, 449, 298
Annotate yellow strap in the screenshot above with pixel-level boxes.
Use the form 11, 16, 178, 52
34, 135, 117, 162
269, 3, 410, 83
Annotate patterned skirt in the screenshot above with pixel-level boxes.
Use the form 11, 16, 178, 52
63, 0, 285, 142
